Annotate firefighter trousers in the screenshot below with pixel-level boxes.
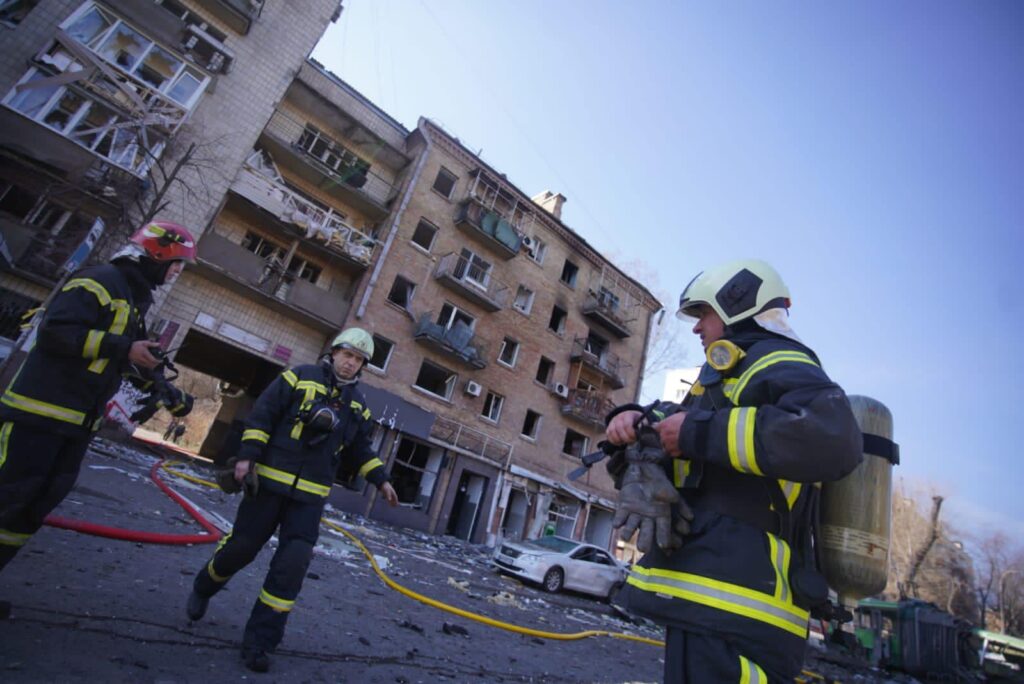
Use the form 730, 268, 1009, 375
0, 422, 91, 572
664, 627, 790, 683
193, 488, 323, 651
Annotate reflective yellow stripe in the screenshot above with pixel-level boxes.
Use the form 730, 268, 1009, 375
672, 459, 691, 488
295, 380, 326, 393
291, 383, 326, 440
63, 278, 112, 304
358, 457, 384, 478
0, 422, 11, 470
727, 407, 761, 475
207, 557, 230, 583
281, 370, 298, 387
0, 528, 32, 547
627, 565, 809, 638
1, 390, 87, 425
768, 533, 793, 603
351, 401, 372, 421
63, 279, 131, 375
739, 655, 766, 684
731, 351, 818, 404
780, 480, 801, 509
259, 588, 295, 612
242, 429, 269, 443
253, 463, 330, 497
721, 378, 738, 402
83, 330, 104, 359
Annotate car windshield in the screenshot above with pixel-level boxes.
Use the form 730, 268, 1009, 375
523, 537, 578, 553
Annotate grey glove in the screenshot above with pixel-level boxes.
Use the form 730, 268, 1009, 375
215, 458, 258, 497
611, 432, 694, 555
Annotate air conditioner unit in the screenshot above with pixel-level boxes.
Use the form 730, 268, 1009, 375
522, 235, 536, 250
465, 380, 482, 397
551, 382, 569, 398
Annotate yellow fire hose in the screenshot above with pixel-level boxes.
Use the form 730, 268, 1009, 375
160, 461, 661, 647
162, 461, 835, 679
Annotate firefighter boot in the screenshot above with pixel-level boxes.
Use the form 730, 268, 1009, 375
242, 646, 270, 673
186, 590, 209, 622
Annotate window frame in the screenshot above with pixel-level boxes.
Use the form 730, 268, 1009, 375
413, 358, 458, 401
560, 259, 579, 288
481, 390, 504, 423
513, 284, 535, 315
548, 304, 567, 335
432, 166, 458, 199
521, 409, 542, 440
386, 274, 416, 309
497, 336, 519, 368
411, 218, 438, 252
368, 334, 395, 372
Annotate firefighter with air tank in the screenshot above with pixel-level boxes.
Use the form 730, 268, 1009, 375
0, 222, 196, 578
604, 259, 864, 682
186, 327, 398, 673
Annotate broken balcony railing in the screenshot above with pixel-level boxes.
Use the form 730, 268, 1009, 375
413, 314, 487, 369
570, 337, 626, 389
233, 161, 377, 267
429, 415, 512, 465
433, 253, 510, 311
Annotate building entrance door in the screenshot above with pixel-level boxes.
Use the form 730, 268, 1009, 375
446, 471, 488, 541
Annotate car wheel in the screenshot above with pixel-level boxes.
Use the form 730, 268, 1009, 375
605, 580, 624, 602
542, 567, 564, 593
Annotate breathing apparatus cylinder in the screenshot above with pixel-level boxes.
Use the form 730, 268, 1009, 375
819, 395, 898, 609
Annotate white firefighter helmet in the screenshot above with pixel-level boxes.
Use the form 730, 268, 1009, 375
331, 327, 374, 361
677, 259, 800, 341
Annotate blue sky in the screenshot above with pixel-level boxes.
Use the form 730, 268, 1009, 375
312, 1, 1024, 539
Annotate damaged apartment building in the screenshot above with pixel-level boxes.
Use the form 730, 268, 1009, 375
0, 0, 662, 555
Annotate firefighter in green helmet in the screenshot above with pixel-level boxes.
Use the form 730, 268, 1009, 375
186, 327, 398, 673
605, 259, 862, 683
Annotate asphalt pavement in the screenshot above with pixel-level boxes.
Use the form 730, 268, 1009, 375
0, 437, 665, 683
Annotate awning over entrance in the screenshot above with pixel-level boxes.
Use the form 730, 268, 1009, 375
360, 383, 436, 441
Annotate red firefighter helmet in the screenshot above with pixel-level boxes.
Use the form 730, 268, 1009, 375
129, 221, 197, 263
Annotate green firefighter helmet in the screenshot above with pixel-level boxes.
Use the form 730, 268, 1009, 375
331, 327, 374, 360
676, 259, 791, 326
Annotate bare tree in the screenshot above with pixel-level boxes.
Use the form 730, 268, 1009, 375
612, 257, 694, 401
904, 495, 944, 599
89, 128, 230, 263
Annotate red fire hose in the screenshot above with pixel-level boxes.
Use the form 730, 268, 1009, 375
44, 459, 221, 545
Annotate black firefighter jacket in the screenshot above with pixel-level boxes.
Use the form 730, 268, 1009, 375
236, 363, 388, 504
0, 262, 158, 437
617, 329, 862, 677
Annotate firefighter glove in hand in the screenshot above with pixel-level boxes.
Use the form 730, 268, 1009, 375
215, 458, 242, 494
612, 432, 694, 555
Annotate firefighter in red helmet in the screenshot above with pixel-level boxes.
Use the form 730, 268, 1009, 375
0, 221, 197, 583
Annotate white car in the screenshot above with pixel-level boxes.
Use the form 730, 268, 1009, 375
492, 536, 628, 599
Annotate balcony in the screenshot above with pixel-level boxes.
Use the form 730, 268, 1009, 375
570, 337, 626, 390
453, 198, 524, 259
229, 163, 377, 270
413, 313, 487, 369
429, 415, 512, 465
194, 231, 350, 330
194, 0, 263, 35
260, 109, 395, 219
560, 389, 616, 430
581, 291, 633, 339
433, 253, 509, 312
